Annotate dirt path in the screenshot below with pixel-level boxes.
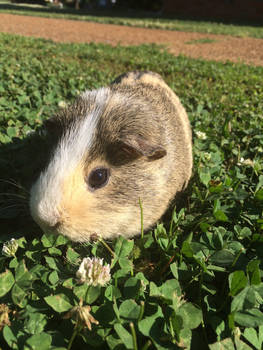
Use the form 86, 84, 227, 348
1, 13, 263, 66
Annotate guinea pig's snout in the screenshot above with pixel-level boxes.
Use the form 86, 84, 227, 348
49, 221, 62, 231
33, 214, 62, 235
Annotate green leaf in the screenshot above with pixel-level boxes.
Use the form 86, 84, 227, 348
231, 286, 256, 312
3, 325, 18, 350
138, 316, 166, 347
149, 282, 161, 298
119, 257, 133, 273
66, 247, 80, 264
229, 270, 248, 296
234, 226, 252, 239
256, 175, 263, 193
44, 294, 72, 313
94, 303, 116, 325
211, 230, 224, 249
234, 335, 254, 350
209, 336, 252, 350
74, 285, 101, 304
255, 188, 263, 201
138, 303, 163, 336
199, 168, 211, 186
9, 257, 19, 269
11, 283, 28, 308
234, 309, 263, 327
105, 285, 122, 301
114, 237, 134, 258
44, 256, 58, 270
178, 327, 192, 349
247, 259, 261, 285
48, 247, 62, 256
243, 327, 263, 350
170, 262, 178, 279
25, 333, 52, 350
41, 233, 57, 248
176, 302, 203, 329
209, 249, 235, 266
106, 333, 125, 350
0, 269, 15, 297
209, 315, 225, 338
15, 260, 33, 288
7, 126, 17, 138
114, 324, 133, 350
123, 277, 141, 298
138, 316, 156, 337
55, 234, 69, 246
209, 338, 235, 350
48, 270, 59, 285
24, 313, 47, 335
160, 279, 181, 301
119, 299, 140, 321
213, 210, 228, 222
181, 241, 194, 258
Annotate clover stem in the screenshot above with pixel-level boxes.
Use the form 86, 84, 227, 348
141, 340, 152, 350
139, 198, 144, 239
129, 322, 138, 350
67, 322, 80, 350
99, 237, 115, 258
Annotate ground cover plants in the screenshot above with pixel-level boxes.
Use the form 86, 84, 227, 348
0, 33, 263, 349
0, 1, 263, 39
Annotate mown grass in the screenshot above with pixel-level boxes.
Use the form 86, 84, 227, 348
0, 1, 263, 38
0, 33, 263, 350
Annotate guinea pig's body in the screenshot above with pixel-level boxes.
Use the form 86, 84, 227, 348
30, 71, 192, 242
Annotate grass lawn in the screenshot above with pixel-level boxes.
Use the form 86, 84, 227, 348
0, 0, 263, 38
0, 33, 263, 350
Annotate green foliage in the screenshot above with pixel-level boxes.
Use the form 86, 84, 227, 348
1, 3, 263, 38
0, 33, 263, 349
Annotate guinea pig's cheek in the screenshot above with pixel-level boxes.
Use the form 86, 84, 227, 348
58, 164, 93, 228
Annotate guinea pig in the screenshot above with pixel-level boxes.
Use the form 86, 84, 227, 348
30, 71, 192, 242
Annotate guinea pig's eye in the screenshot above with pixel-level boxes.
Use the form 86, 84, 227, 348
87, 168, 110, 190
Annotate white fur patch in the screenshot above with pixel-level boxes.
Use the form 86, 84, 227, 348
30, 87, 110, 228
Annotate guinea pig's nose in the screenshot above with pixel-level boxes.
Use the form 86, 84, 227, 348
49, 221, 62, 232
37, 219, 61, 235
50, 221, 60, 229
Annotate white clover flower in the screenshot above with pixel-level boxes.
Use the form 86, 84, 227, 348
58, 100, 67, 108
203, 152, 211, 161
196, 131, 207, 140
2, 238, 18, 257
238, 157, 254, 167
76, 257, 111, 286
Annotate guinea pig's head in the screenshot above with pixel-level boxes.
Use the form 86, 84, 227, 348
30, 87, 169, 242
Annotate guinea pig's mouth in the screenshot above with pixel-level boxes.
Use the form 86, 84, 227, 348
34, 219, 61, 236
42, 222, 100, 242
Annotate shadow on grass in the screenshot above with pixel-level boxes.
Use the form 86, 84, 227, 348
0, 130, 47, 239
0, 1, 263, 27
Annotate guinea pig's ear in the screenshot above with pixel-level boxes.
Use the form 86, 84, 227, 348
121, 135, 167, 161
108, 135, 166, 165
43, 117, 62, 136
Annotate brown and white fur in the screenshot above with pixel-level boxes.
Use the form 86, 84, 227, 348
30, 71, 192, 242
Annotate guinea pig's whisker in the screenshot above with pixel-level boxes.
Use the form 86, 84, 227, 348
0, 193, 27, 200
79, 241, 92, 248
0, 179, 29, 194
0, 203, 26, 212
